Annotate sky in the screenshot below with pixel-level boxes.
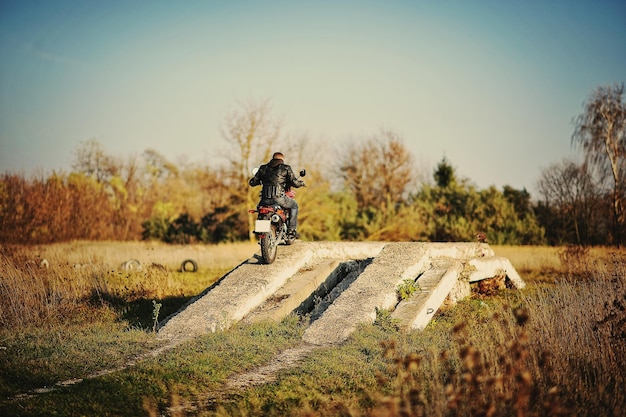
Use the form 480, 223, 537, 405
1, 0, 625, 195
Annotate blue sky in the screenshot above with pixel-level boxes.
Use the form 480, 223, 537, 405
1, 0, 625, 194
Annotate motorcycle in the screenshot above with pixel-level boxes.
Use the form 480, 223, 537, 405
249, 169, 306, 264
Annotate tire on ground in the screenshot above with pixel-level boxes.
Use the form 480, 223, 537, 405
122, 259, 142, 271
180, 259, 198, 272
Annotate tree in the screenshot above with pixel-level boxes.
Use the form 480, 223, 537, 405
337, 130, 417, 240
339, 129, 414, 212
71, 138, 119, 183
220, 99, 282, 241
434, 157, 455, 188
503, 186, 532, 219
415, 158, 545, 244
572, 83, 626, 244
141, 149, 179, 184
537, 159, 603, 245
416, 158, 472, 241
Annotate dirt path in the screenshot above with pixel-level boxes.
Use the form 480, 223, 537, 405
166, 343, 321, 415
10, 341, 182, 400
225, 343, 320, 390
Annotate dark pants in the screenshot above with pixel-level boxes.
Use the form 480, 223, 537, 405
263, 196, 299, 231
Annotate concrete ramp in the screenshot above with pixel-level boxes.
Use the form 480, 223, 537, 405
468, 256, 526, 288
301, 242, 495, 345
157, 242, 385, 343
242, 259, 370, 324
391, 260, 463, 331
158, 242, 524, 346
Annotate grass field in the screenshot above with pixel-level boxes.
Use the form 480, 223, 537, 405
0, 241, 624, 416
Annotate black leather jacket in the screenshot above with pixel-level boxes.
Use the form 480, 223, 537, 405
249, 158, 305, 198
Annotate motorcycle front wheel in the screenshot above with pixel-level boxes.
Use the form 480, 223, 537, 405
260, 223, 278, 264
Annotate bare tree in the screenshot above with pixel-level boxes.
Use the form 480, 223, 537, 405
572, 83, 626, 244
221, 99, 282, 182
537, 159, 601, 245
220, 98, 283, 240
71, 138, 119, 183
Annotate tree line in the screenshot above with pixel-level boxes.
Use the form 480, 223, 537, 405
1, 84, 624, 246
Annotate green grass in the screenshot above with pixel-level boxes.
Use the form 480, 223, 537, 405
1, 317, 306, 416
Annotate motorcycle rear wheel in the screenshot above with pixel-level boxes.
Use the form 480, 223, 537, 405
260, 223, 278, 264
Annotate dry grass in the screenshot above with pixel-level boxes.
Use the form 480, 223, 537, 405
492, 245, 562, 275
11, 240, 258, 272
0, 241, 258, 328
362, 246, 626, 417
492, 244, 626, 283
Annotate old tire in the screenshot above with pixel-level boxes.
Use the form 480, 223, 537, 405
180, 259, 198, 272
122, 259, 142, 271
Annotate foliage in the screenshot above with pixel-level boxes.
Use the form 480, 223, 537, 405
3, 89, 626, 246
199, 203, 248, 243
0, 149, 547, 245
297, 179, 349, 242
415, 159, 545, 244
396, 278, 420, 301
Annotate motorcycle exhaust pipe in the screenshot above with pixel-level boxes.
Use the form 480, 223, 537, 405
271, 214, 281, 222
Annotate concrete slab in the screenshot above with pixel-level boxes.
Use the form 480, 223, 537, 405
302, 243, 429, 345
302, 242, 494, 345
157, 241, 521, 348
468, 256, 526, 289
157, 242, 384, 343
391, 260, 464, 330
243, 259, 345, 323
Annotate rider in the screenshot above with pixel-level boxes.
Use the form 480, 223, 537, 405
249, 152, 305, 239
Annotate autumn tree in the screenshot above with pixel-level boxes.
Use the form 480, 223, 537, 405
339, 129, 414, 210
142, 148, 179, 184
337, 129, 416, 240
572, 83, 626, 244
220, 99, 283, 241
0, 171, 118, 243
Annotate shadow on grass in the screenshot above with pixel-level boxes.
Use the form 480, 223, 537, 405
90, 292, 195, 331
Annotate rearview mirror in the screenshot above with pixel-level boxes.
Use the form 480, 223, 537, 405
299, 169, 306, 177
